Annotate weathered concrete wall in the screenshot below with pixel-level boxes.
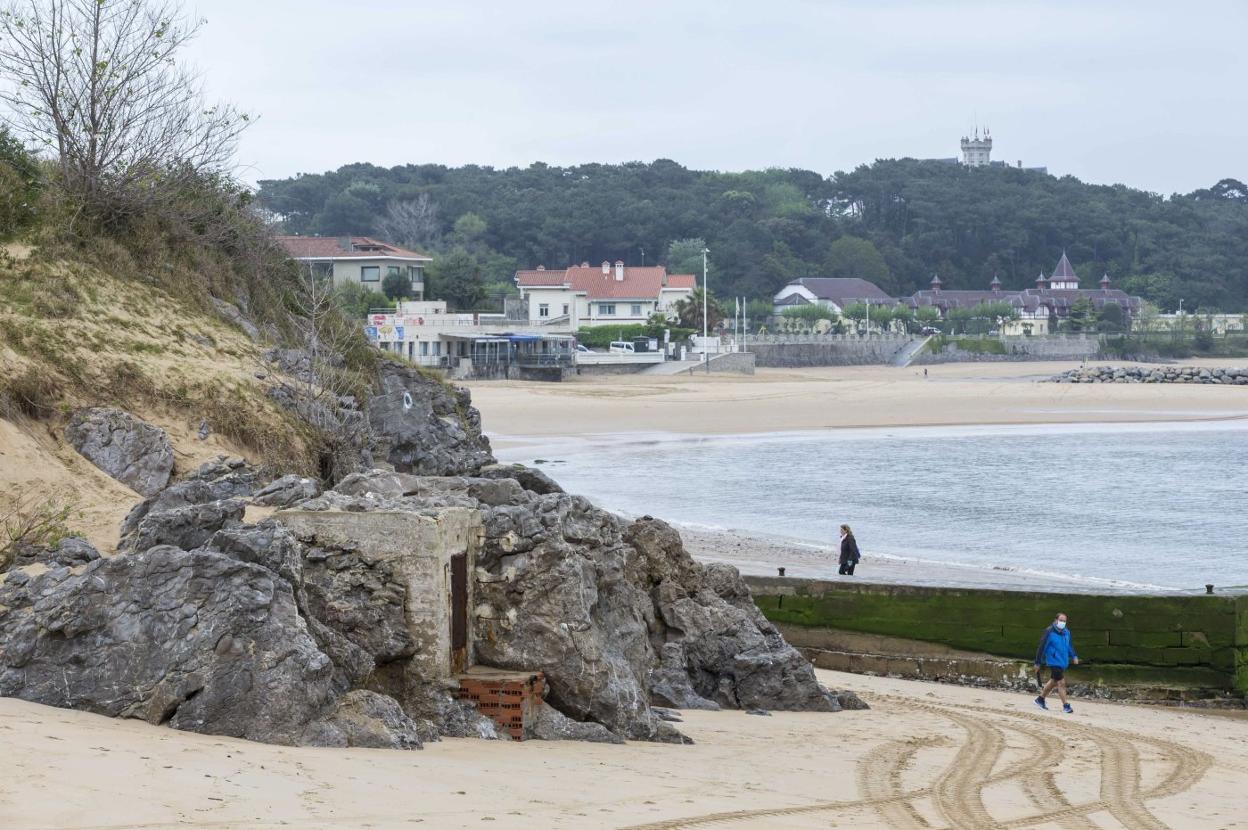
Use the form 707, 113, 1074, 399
913, 334, 1102, 364
749, 336, 915, 367
277, 508, 483, 681
745, 576, 1248, 696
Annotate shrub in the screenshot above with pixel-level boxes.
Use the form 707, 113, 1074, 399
0, 496, 82, 571
0, 128, 41, 239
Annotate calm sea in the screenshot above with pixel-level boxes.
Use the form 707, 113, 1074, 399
495, 422, 1248, 592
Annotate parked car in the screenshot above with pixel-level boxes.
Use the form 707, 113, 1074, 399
575, 344, 591, 353
608, 341, 636, 354
920, 326, 941, 335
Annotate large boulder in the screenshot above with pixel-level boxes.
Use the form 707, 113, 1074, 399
121, 498, 245, 554
368, 362, 492, 476
65, 407, 174, 496
0, 546, 336, 744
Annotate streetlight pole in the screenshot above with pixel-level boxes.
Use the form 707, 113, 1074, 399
702, 247, 709, 372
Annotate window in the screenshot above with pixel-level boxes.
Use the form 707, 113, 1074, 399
420, 341, 429, 356
539, 303, 550, 318
631, 303, 642, 316
408, 265, 423, 283
312, 261, 333, 280
387, 265, 401, 277
562, 304, 569, 315
361, 266, 380, 282
600, 303, 616, 316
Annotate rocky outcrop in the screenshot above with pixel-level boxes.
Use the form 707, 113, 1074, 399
253, 474, 321, 507
304, 690, 424, 749
1048, 365, 1248, 384
65, 407, 174, 496
368, 362, 493, 476
0, 546, 335, 744
10, 537, 102, 569
298, 471, 861, 744
119, 456, 262, 540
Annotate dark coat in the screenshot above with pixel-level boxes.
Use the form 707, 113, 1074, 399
839, 534, 860, 564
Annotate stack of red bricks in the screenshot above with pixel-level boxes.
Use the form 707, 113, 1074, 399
455, 669, 545, 740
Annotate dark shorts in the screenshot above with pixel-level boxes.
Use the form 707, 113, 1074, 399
1046, 666, 1065, 681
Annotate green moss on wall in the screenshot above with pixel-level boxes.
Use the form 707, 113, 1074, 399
750, 578, 1248, 693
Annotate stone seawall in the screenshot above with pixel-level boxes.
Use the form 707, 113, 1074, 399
744, 576, 1248, 700
749, 337, 914, 367
913, 334, 1102, 364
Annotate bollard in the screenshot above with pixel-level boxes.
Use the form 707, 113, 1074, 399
777, 567, 786, 577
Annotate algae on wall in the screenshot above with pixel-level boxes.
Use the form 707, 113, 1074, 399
746, 577, 1248, 695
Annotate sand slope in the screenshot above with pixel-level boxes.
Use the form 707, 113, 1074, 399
1, 670, 1243, 830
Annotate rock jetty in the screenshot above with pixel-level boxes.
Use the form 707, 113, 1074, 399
1047, 365, 1248, 384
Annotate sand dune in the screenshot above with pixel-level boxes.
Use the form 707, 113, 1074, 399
1, 670, 1243, 830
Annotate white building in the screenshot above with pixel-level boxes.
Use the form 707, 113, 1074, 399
277, 235, 432, 298
364, 300, 574, 379
514, 261, 696, 329
772, 277, 895, 315
961, 128, 993, 166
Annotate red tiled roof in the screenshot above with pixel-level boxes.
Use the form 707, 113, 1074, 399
276, 235, 431, 261
516, 265, 696, 300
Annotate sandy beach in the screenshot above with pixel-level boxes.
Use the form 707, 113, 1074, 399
467, 360, 1248, 441
2, 669, 1244, 830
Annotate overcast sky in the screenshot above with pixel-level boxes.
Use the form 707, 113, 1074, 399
185, 0, 1246, 194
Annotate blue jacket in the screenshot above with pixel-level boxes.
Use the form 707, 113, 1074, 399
1035, 625, 1077, 669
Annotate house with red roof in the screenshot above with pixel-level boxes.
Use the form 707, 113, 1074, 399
277, 235, 433, 298
514, 261, 697, 329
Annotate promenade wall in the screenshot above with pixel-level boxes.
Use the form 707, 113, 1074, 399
912, 334, 1102, 364
748, 335, 915, 367
746, 576, 1248, 699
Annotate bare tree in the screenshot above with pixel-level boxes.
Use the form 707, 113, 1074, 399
373, 193, 440, 250
266, 267, 375, 481
0, 0, 249, 220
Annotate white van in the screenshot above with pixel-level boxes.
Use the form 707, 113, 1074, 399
608, 341, 635, 354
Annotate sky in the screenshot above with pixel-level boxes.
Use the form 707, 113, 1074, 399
184, 0, 1247, 194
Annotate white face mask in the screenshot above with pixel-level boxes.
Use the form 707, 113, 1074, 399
1055, 620, 1067, 630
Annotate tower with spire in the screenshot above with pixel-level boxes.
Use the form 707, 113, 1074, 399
1049, 251, 1079, 289
960, 127, 992, 166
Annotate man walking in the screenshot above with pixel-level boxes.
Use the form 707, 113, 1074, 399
1034, 612, 1079, 713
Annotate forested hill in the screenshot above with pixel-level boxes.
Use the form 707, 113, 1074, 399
257, 159, 1248, 311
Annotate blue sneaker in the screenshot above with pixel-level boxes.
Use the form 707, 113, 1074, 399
1063, 704, 1074, 714
1034, 696, 1047, 710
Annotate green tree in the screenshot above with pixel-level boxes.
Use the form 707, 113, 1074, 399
1097, 301, 1124, 331
1065, 297, 1096, 332
0, 128, 40, 239
915, 305, 942, 325
782, 305, 835, 324
824, 236, 891, 287
333, 283, 391, 318
382, 271, 413, 301
427, 248, 485, 310
452, 212, 488, 247
673, 287, 725, 332
666, 238, 706, 277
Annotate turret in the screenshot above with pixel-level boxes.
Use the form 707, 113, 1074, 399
990, 275, 1002, 294
1035, 271, 1049, 289
1100, 273, 1111, 291
930, 274, 943, 293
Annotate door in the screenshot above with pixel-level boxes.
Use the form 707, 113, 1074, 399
450, 553, 468, 674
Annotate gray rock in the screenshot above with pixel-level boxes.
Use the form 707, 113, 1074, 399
122, 498, 245, 554
11, 537, 101, 569
368, 362, 492, 476
253, 474, 321, 507
529, 702, 624, 744
0, 546, 335, 744
65, 408, 174, 496
476, 463, 564, 495
304, 690, 423, 750
211, 297, 260, 341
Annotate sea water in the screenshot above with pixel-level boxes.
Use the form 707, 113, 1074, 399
495, 422, 1248, 592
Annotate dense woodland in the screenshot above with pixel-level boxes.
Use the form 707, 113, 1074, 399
256, 159, 1248, 312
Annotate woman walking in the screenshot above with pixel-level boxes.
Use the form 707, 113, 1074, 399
838, 524, 860, 576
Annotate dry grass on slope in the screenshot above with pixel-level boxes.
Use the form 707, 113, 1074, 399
0, 243, 317, 481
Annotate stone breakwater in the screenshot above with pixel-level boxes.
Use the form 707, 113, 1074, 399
1047, 365, 1248, 384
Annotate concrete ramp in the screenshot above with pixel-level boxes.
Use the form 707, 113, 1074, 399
892, 336, 931, 368
643, 352, 755, 375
